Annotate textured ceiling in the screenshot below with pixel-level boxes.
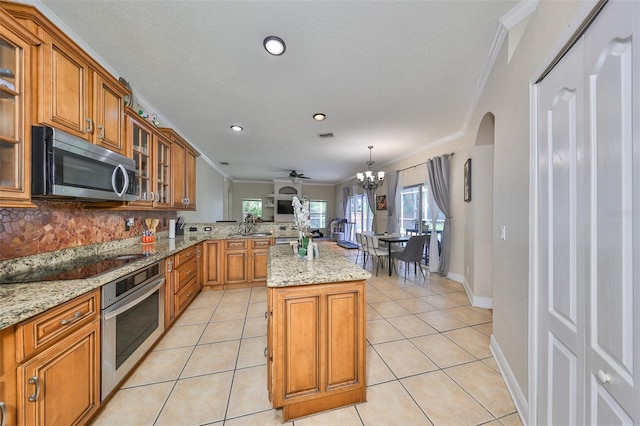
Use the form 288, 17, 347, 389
39, 0, 519, 184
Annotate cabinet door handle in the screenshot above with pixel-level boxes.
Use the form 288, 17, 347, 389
98, 124, 105, 139
167, 260, 173, 272
28, 376, 40, 402
597, 369, 612, 384
0, 401, 6, 426
60, 311, 83, 325
85, 118, 93, 133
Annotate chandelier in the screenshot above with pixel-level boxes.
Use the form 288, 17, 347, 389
356, 146, 385, 191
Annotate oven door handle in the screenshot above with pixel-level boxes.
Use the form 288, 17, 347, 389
104, 278, 165, 321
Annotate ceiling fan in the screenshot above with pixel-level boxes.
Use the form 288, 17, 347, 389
289, 170, 311, 182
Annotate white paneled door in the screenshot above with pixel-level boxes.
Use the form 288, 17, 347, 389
534, 1, 639, 424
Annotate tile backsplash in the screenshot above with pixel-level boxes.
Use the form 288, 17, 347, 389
0, 201, 176, 260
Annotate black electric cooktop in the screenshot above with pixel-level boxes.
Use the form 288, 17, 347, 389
2, 253, 147, 284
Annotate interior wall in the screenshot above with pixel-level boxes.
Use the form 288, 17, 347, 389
230, 181, 274, 222
178, 157, 226, 223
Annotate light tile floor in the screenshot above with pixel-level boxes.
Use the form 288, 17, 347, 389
92, 243, 522, 426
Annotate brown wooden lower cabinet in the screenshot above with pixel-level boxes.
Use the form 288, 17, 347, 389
204, 238, 273, 290
267, 280, 366, 421
165, 246, 201, 327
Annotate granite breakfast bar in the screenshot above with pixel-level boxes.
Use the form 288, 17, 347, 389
266, 244, 371, 421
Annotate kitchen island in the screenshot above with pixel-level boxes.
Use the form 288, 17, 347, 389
266, 244, 371, 421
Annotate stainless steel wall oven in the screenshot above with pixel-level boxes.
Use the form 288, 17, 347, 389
101, 261, 165, 399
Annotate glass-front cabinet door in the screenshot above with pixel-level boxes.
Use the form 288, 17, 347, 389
127, 110, 153, 207
0, 10, 38, 207
154, 134, 171, 208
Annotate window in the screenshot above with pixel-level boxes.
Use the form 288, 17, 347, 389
309, 200, 327, 228
400, 185, 444, 235
346, 194, 373, 239
242, 199, 262, 219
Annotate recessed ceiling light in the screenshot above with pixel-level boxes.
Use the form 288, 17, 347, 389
313, 113, 326, 121
230, 125, 243, 132
263, 36, 286, 56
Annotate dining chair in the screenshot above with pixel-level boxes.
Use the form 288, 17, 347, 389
391, 235, 427, 280
355, 232, 367, 265
365, 234, 389, 276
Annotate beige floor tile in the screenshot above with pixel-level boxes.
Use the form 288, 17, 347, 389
91, 381, 174, 426
420, 294, 463, 309
474, 322, 493, 336
499, 412, 524, 425
445, 361, 516, 417
366, 287, 391, 303
442, 290, 472, 305
443, 306, 493, 326
200, 318, 245, 344
221, 288, 252, 304
243, 315, 267, 338
212, 302, 249, 321
366, 304, 383, 320
366, 345, 395, 385
402, 284, 437, 298
247, 301, 267, 318
482, 356, 500, 373
411, 333, 476, 368
402, 370, 493, 426
386, 314, 437, 338
189, 290, 223, 308
366, 319, 404, 344
444, 327, 492, 359
357, 380, 432, 426
416, 310, 467, 332
428, 280, 464, 293
122, 346, 192, 387
295, 405, 362, 426
224, 410, 291, 425
237, 335, 267, 369
226, 365, 273, 418
395, 297, 438, 314
173, 306, 214, 326
249, 287, 267, 304
155, 372, 234, 425
377, 286, 415, 301
154, 323, 206, 350
181, 340, 240, 378
373, 339, 437, 378
470, 306, 493, 317
368, 300, 410, 318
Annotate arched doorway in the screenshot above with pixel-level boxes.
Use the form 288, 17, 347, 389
465, 112, 494, 307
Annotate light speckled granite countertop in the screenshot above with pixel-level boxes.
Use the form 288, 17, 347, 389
0, 232, 282, 331
266, 245, 371, 288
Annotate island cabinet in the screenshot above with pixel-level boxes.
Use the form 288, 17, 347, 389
0, 7, 39, 208
13, 289, 101, 426
266, 245, 370, 421
0, 326, 18, 426
0, 2, 129, 155
159, 128, 198, 211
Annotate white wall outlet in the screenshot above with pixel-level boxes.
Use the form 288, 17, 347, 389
500, 225, 506, 240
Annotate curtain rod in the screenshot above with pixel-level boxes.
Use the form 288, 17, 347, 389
396, 152, 455, 173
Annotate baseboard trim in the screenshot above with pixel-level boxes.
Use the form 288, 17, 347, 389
490, 335, 529, 425
462, 277, 494, 308
446, 271, 464, 283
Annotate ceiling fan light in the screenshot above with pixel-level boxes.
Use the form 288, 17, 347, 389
264, 36, 286, 56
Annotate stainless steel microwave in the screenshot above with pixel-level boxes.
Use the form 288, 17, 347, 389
32, 125, 138, 202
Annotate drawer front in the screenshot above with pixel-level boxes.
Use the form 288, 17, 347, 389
252, 239, 271, 249
175, 258, 197, 292
225, 240, 247, 250
16, 290, 99, 361
175, 279, 198, 316
175, 246, 197, 267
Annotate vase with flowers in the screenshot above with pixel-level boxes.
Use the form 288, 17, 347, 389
292, 196, 311, 254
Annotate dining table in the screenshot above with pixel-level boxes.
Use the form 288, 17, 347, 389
377, 235, 410, 276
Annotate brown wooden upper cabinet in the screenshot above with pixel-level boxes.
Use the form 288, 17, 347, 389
1, 2, 129, 156
126, 108, 172, 209
159, 128, 198, 210
0, 7, 39, 208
